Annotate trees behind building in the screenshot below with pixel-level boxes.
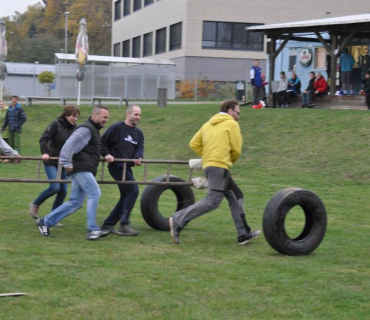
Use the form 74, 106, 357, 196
3, 0, 112, 64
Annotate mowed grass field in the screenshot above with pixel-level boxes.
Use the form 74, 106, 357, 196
1, 103, 370, 319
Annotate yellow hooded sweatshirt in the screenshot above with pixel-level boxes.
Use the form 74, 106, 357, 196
189, 113, 243, 170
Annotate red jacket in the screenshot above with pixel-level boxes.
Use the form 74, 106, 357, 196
314, 77, 328, 93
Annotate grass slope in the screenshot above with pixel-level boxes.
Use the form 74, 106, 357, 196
0, 104, 369, 319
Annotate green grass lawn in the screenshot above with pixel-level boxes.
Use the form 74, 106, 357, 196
1, 103, 369, 319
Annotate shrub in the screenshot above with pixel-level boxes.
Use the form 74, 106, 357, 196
38, 71, 55, 84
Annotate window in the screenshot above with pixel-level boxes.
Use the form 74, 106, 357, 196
202, 21, 263, 51
114, 0, 121, 21
132, 36, 141, 58
113, 43, 121, 57
289, 50, 296, 71
170, 22, 182, 51
315, 47, 326, 69
122, 40, 130, 57
124, 0, 131, 16
143, 32, 153, 57
155, 27, 166, 54
134, 0, 141, 11
144, 0, 153, 6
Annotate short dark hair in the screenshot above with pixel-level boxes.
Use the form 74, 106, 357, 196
11, 95, 19, 99
220, 98, 239, 113
92, 105, 108, 115
280, 71, 285, 76
60, 105, 80, 118
309, 71, 315, 76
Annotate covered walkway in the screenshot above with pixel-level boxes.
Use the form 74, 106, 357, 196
247, 14, 370, 97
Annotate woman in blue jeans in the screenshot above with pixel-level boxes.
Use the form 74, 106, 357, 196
29, 106, 80, 221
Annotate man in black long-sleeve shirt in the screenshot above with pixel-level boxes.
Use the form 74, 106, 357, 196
101, 105, 144, 236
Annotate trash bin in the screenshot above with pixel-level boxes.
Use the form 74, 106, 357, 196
157, 88, 167, 108
235, 81, 245, 101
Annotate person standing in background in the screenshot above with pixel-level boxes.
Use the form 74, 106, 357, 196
250, 59, 264, 108
0, 95, 26, 162
339, 48, 355, 95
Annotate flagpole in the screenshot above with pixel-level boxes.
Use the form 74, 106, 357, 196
77, 81, 81, 106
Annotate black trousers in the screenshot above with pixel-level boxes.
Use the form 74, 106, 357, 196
272, 91, 286, 107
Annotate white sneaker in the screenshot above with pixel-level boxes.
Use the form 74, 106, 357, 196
86, 229, 110, 240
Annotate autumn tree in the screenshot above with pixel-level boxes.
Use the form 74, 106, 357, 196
3, 0, 112, 63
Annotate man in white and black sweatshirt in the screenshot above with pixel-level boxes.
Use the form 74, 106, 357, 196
100, 105, 144, 236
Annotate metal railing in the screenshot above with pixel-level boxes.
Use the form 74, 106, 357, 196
0, 156, 194, 186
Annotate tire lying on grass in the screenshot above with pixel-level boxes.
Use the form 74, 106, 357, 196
140, 175, 195, 231
263, 188, 327, 256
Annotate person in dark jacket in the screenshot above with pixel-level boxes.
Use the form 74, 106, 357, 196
0, 95, 26, 158
36, 106, 114, 240
285, 72, 301, 107
301, 71, 316, 108
29, 106, 80, 221
360, 72, 370, 110
100, 105, 144, 236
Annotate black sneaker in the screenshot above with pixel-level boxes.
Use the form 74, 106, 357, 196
36, 218, 50, 237
114, 225, 139, 236
169, 217, 181, 244
86, 229, 110, 241
238, 230, 261, 245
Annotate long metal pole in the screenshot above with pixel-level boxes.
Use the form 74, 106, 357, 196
64, 12, 70, 54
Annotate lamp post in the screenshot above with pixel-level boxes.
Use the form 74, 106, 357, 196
33, 61, 39, 96
64, 11, 70, 54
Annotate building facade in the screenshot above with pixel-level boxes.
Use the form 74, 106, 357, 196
112, 0, 370, 84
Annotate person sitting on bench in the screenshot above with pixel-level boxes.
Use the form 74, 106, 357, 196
272, 71, 288, 108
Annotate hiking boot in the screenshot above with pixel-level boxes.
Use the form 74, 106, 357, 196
29, 203, 39, 219
238, 230, 261, 245
114, 225, 139, 236
36, 218, 50, 237
169, 217, 181, 244
86, 229, 110, 241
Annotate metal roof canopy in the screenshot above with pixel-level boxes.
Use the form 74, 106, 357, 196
55, 53, 176, 66
247, 14, 370, 97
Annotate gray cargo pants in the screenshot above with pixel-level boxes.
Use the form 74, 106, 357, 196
172, 166, 251, 237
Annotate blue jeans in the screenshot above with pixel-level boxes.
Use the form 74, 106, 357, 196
43, 172, 101, 231
33, 164, 68, 210
103, 165, 139, 227
302, 90, 313, 105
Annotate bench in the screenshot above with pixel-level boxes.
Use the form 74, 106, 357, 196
22, 96, 67, 107
91, 97, 129, 107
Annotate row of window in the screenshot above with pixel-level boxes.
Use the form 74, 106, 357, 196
113, 20, 263, 57
113, 22, 182, 58
114, 0, 159, 20
202, 21, 264, 51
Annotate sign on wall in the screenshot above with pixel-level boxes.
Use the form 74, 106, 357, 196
298, 47, 313, 67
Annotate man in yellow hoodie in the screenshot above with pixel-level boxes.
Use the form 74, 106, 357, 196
169, 98, 261, 245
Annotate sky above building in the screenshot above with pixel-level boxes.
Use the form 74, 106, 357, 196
0, 0, 42, 18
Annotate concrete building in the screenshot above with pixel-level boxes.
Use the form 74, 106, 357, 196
111, 0, 370, 85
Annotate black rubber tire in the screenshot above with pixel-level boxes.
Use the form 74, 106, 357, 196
263, 188, 327, 256
140, 175, 195, 231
